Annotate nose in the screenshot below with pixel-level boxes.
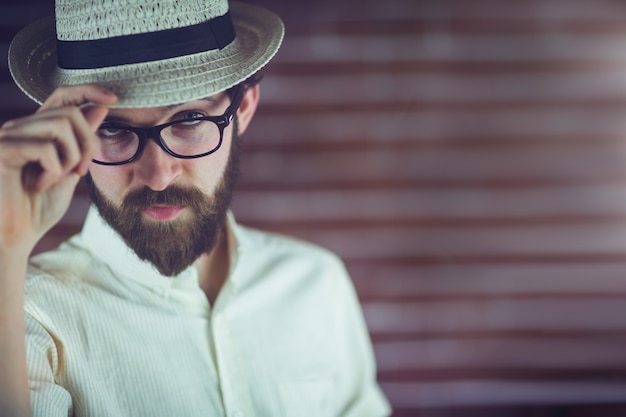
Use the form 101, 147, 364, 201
133, 139, 182, 191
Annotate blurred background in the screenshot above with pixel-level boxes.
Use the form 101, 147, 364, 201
4, 0, 626, 415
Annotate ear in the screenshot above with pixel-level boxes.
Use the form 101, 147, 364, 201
236, 84, 260, 136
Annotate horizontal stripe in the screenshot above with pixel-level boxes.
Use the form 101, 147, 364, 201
380, 380, 626, 408
260, 72, 626, 104
281, 223, 626, 259
276, 34, 626, 63
350, 263, 626, 297
374, 337, 626, 370
248, 109, 626, 143
234, 147, 626, 186
365, 299, 626, 334
231, 185, 626, 222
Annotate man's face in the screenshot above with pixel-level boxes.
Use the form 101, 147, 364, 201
85, 90, 244, 276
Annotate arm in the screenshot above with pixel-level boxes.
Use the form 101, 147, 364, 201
0, 85, 117, 417
0, 250, 30, 417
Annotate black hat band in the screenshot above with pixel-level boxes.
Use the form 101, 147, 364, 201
57, 11, 235, 69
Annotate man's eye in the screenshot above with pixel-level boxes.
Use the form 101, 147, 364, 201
176, 111, 206, 125
97, 125, 132, 140
98, 126, 123, 136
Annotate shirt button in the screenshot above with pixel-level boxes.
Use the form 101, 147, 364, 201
232, 411, 244, 417
153, 286, 166, 296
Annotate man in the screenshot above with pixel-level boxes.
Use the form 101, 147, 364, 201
0, 0, 391, 416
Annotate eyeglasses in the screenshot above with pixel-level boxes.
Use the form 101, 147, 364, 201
92, 84, 245, 166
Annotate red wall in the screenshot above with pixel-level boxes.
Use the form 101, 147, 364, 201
3, 0, 626, 415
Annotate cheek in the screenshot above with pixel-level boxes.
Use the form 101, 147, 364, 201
184, 135, 233, 192
88, 164, 132, 203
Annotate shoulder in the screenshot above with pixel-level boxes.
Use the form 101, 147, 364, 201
25, 235, 94, 316
231, 223, 352, 293
27, 234, 91, 284
236, 223, 346, 270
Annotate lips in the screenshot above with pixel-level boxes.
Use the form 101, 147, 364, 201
143, 205, 186, 221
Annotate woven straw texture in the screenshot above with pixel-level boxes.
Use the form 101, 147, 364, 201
8, 0, 284, 107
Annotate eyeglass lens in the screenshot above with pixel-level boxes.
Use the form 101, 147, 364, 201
93, 119, 222, 164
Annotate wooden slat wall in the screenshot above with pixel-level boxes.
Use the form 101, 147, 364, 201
4, 0, 626, 415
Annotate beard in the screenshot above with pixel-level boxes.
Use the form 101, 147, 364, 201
85, 131, 241, 277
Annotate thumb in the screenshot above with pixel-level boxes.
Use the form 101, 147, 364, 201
81, 105, 110, 131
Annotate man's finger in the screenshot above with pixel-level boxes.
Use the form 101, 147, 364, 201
10, 141, 63, 193
38, 84, 118, 112
81, 105, 110, 132
75, 105, 110, 174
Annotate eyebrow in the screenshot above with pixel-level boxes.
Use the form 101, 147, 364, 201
103, 97, 220, 124
163, 96, 219, 111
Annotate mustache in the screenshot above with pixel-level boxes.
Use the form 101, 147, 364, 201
122, 185, 210, 210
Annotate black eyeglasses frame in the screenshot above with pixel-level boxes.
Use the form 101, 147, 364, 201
92, 84, 246, 166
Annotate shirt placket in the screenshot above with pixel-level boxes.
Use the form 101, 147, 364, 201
210, 280, 253, 417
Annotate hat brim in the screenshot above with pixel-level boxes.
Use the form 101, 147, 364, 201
8, 1, 284, 108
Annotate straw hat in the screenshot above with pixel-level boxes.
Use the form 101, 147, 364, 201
8, 0, 284, 107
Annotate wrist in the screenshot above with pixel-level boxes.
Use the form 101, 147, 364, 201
0, 248, 30, 288
0, 228, 37, 261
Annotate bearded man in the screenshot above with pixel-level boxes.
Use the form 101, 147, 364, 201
0, 0, 391, 416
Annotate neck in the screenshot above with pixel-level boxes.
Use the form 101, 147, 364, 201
195, 228, 229, 306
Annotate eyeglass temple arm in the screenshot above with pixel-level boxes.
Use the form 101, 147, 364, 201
225, 84, 247, 122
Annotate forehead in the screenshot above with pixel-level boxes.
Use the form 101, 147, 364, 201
104, 95, 223, 123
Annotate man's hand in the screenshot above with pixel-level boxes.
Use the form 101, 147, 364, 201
0, 84, 118, 255
0, 83, 117, 417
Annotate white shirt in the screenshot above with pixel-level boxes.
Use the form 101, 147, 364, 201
24, 207, 390, 417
